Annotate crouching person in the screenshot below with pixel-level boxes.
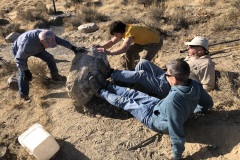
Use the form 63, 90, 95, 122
89, 59, 213, 159
12, 29, 83, 101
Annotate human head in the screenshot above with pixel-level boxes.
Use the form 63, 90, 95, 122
165, 59, 190, 85
39, 30, 57, 48
185, 36, 209, 56
109, 21, 126, 35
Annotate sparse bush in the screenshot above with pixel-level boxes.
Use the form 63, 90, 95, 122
81, 6, 108, 22
70, 0, 84, 4
0, 23, 22, 38
121, 17, 140, 24
18, 1, 49, 22
149, 5, 165, 21
63, 14, 83, 30
170, 9, 189, 31
231, 0, 240, 10
212, 9, 239, 31
64, 1, 72, 8
0, 59, 17, 77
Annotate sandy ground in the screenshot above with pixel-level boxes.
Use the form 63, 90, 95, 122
0, 0, 240, 160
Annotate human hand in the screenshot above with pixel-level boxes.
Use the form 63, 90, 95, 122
96, 48, 111, 55
23, 70, 32, 81
71, 46, 86, 54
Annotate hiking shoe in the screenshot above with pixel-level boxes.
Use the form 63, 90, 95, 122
20, 95, 31, 102
95, 58, 113, 79
91, 70, 109, 89
88, 76, 102, 97
51, 73, 67, 81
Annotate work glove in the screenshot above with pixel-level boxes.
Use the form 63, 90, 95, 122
23, 69, 32, 81
71, 46, 86, 54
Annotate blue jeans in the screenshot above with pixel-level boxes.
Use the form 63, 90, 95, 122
100, 83, 160, 130
111, 59, 171, 99
12, 49, 58, 96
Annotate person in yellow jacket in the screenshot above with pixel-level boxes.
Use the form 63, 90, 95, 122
96, 21, 163, 70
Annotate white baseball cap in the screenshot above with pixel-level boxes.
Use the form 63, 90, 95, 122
184, 36, 209, 52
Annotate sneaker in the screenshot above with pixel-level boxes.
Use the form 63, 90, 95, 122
51, 73, 67, 81
89, 75, 106, 97
95, 58, 113, 79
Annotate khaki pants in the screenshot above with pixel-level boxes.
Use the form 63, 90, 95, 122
120, 37, 163, 70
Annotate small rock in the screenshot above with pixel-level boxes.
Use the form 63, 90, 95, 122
78, 23, 99, 33
0, 146, 7, 158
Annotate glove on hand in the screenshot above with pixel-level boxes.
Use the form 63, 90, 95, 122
71, 46, 86, 54
23, 70, 32, 81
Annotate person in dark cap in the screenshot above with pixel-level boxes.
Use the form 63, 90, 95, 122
12, 29, 82, 101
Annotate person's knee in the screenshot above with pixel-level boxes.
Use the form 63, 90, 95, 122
135, 59, 150, 71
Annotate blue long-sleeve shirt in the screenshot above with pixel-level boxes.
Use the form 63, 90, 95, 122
12, 29, 73, 71
152, 80, 213, 159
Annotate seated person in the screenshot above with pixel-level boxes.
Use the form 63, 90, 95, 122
98, 36, 214, 100
89, 59, 214, 160
184, 36, 215, 92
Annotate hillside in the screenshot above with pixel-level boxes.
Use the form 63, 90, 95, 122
0, 0, 240, 159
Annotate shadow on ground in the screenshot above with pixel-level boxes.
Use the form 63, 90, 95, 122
52, 139, 90, 160
185, 110, 240, 159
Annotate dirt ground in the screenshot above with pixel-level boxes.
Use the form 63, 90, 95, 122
0, 0, 240, 160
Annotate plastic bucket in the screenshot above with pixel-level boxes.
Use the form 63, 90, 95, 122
18, 123, 60, 160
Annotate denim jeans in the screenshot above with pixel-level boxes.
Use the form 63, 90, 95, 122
100, 83, 160, 130
111, 59, 171, 99
12, 48, 58, 96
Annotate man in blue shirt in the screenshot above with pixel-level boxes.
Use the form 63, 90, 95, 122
89, 59, 213, 159
12, 29, 82, 101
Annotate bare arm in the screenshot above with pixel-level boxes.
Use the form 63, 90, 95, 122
97, 37, 133, 55
101, 36, 122, 49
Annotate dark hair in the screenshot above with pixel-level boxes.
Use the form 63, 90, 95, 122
166, 59, 190, 82
109, 21, 126, 35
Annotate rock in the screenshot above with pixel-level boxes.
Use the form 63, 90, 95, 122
0, 145, 7, 158
66, 47, 109, 107
78, 23, 99, 33
5, 32, 20, 43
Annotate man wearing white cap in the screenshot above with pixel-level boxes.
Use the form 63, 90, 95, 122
12, 29, 82, 101
184, 36, 215, 92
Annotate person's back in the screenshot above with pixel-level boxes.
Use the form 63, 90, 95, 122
124, 24, 161, 45
152, 79, 213, 159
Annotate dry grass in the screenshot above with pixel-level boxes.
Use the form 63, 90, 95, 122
28, 57, 51, 89
0, 59, 17, 77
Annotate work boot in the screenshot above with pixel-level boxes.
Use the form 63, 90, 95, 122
88, 76, 102, 97
51, 73, 67, 82
20, 95, 31, 102
91, 70, 109, 89
95, 58, 114, 79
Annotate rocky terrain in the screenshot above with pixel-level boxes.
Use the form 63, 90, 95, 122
0, 0, 240, 159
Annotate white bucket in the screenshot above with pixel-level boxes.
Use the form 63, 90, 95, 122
18, 123, 60, 160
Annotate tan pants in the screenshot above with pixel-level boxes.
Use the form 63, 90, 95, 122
120, 37, 163, 70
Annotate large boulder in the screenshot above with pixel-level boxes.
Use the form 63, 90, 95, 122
66, 47, 109, 107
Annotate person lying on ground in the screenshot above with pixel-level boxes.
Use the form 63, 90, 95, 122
89, 59, 214, 160
12, 29, 83, 101
95, 20, 163, 70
